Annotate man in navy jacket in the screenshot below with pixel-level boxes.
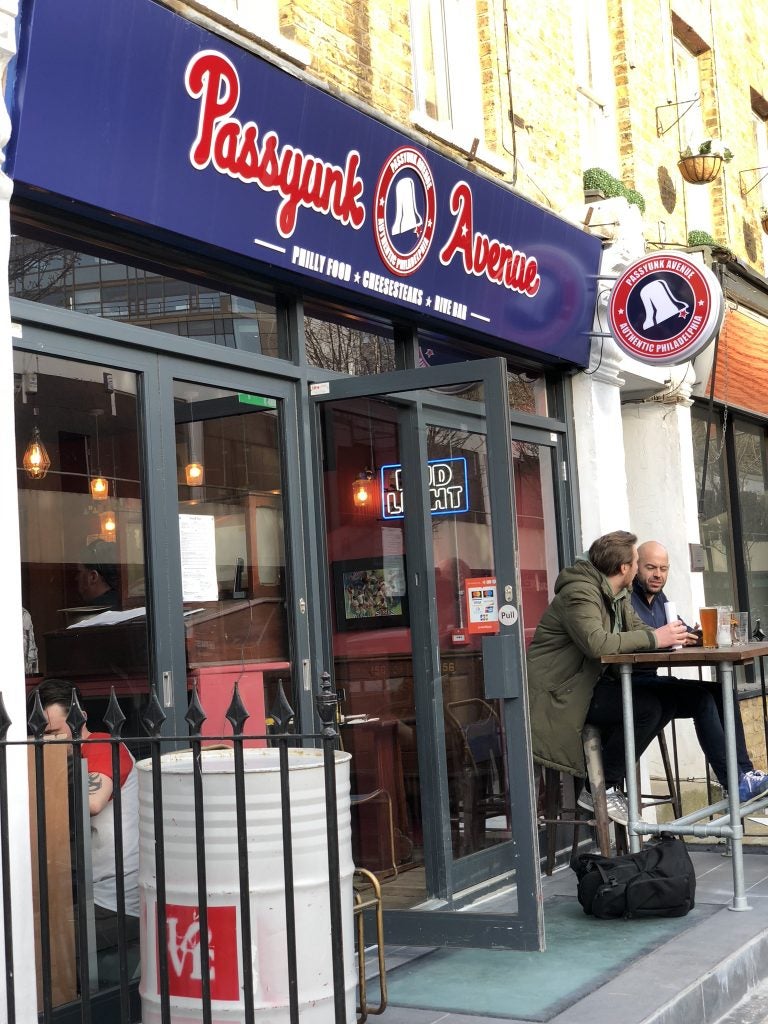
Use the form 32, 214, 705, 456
632, 540, 768, 801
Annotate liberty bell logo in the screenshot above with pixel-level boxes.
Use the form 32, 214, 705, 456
391, 177, 422, 235
639, 280, 689, 328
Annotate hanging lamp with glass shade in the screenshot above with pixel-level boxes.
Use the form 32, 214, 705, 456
22, 408, 51, 480
184, 397, 205, 486
352, 469, 374, 508
99, 508, 118, 541
89, 409, 109, 500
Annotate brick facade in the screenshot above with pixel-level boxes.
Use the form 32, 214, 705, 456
261, 0, 768, 274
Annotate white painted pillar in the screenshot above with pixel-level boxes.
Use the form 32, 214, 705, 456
571, 344, 630, 548
623, 382, 709, 779
622, 381, 705, 620
570, 197, 646, 549
0, 3, 39, 1021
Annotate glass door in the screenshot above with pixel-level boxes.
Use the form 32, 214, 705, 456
14, 325, 306, 1018
166, 375, 296, 737
312, 358, 541, 950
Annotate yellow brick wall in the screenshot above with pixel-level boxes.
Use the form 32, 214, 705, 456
190, 0, 768, 273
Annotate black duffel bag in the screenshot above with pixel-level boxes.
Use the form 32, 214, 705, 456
572, 834, 696, 920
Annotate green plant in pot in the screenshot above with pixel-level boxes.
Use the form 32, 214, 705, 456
582, 168, 645, 213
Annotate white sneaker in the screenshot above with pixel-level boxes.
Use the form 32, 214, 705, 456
577, 788, 629, 827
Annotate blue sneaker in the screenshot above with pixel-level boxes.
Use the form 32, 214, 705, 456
738, 770, 768, 802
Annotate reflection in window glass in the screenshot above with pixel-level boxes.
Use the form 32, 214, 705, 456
173, 381, 292, 735
304, 313, 396, 374
692, 409, 734, 608
15, 350, 147, 999
9, 236, 281, 356
734, 420, 768, 626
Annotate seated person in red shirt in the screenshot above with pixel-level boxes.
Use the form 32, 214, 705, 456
36, 678, 140, 986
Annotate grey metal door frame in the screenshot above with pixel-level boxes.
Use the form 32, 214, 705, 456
311, 357, 542, 950
11, 302, 313, 734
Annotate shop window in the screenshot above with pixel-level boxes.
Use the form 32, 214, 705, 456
573, 0, 619, 174
692, 408, 735, 608
733, 420, 768, 628
409, 0, 484, 151
9, 236, 282, 357
304, 311, 396, 375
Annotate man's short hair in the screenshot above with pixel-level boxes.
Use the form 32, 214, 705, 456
589, 530, 638, 577
80, 539, 119, 591
35, 677, 80, 711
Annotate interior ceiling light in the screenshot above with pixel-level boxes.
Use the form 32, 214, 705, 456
352, 469, 374, 508
89, 409, 109, 500
22, 412, 51, 480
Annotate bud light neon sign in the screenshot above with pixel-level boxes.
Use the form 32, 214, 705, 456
380, 457, 469, 519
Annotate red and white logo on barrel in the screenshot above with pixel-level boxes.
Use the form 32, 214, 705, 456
373, 146, 436, 277
608, 252, 724, 366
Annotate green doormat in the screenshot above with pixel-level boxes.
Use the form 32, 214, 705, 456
384, 897, 717, 1021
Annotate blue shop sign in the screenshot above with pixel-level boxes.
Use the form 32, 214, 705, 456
7, 0, 601, 366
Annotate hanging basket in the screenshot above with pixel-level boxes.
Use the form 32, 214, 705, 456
677, 154, 723, 185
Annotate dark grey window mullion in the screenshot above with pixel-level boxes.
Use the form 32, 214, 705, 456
278, 376, 317, 730
399, 398, 454, 899
143, 359, 189, 736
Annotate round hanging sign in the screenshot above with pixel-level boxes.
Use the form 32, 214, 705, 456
607, 251, 724, 365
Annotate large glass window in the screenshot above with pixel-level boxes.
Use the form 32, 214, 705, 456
304, 309, 396, 375
16, 351, 148, 1002
172, 380, 291, 734
9, 237, 281, 357
733, 419, 768, 627
692, 407, 735, 608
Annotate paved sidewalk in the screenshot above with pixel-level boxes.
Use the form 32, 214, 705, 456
369, 846, 768, 1024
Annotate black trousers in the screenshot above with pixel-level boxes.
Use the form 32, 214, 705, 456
585, 676, 665, 787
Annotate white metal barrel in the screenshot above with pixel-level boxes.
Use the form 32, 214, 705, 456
137, 747, 355, 1023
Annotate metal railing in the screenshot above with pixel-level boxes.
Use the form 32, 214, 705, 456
0, 671, 357, 1024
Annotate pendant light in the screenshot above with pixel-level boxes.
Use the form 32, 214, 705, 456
22, 408, 51, 480
351, 404, 376, 509
352, 469, 374, 507
184, 396, 205, 486
99, 508, 117, 540
89, 409, 109, 500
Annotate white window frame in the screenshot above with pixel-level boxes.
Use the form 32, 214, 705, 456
674, 36, 712, 236
573, 0, 618, 175
182, 0, 309, 66
753, 109, 768, 267
409, 0, 487, 158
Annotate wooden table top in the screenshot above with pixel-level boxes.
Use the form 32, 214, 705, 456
601, 642, 768, 667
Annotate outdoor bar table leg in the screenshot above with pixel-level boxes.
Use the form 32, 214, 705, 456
620, 663, 642, 853
720, 658, 749, 911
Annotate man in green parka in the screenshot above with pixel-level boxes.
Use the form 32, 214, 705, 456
526, 530, 687, 823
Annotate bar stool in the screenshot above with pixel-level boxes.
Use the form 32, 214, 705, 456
541, 725, 680, 874
541, 724, 618, 875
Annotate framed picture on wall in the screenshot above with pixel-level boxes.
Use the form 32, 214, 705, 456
332, 557, 409, 631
